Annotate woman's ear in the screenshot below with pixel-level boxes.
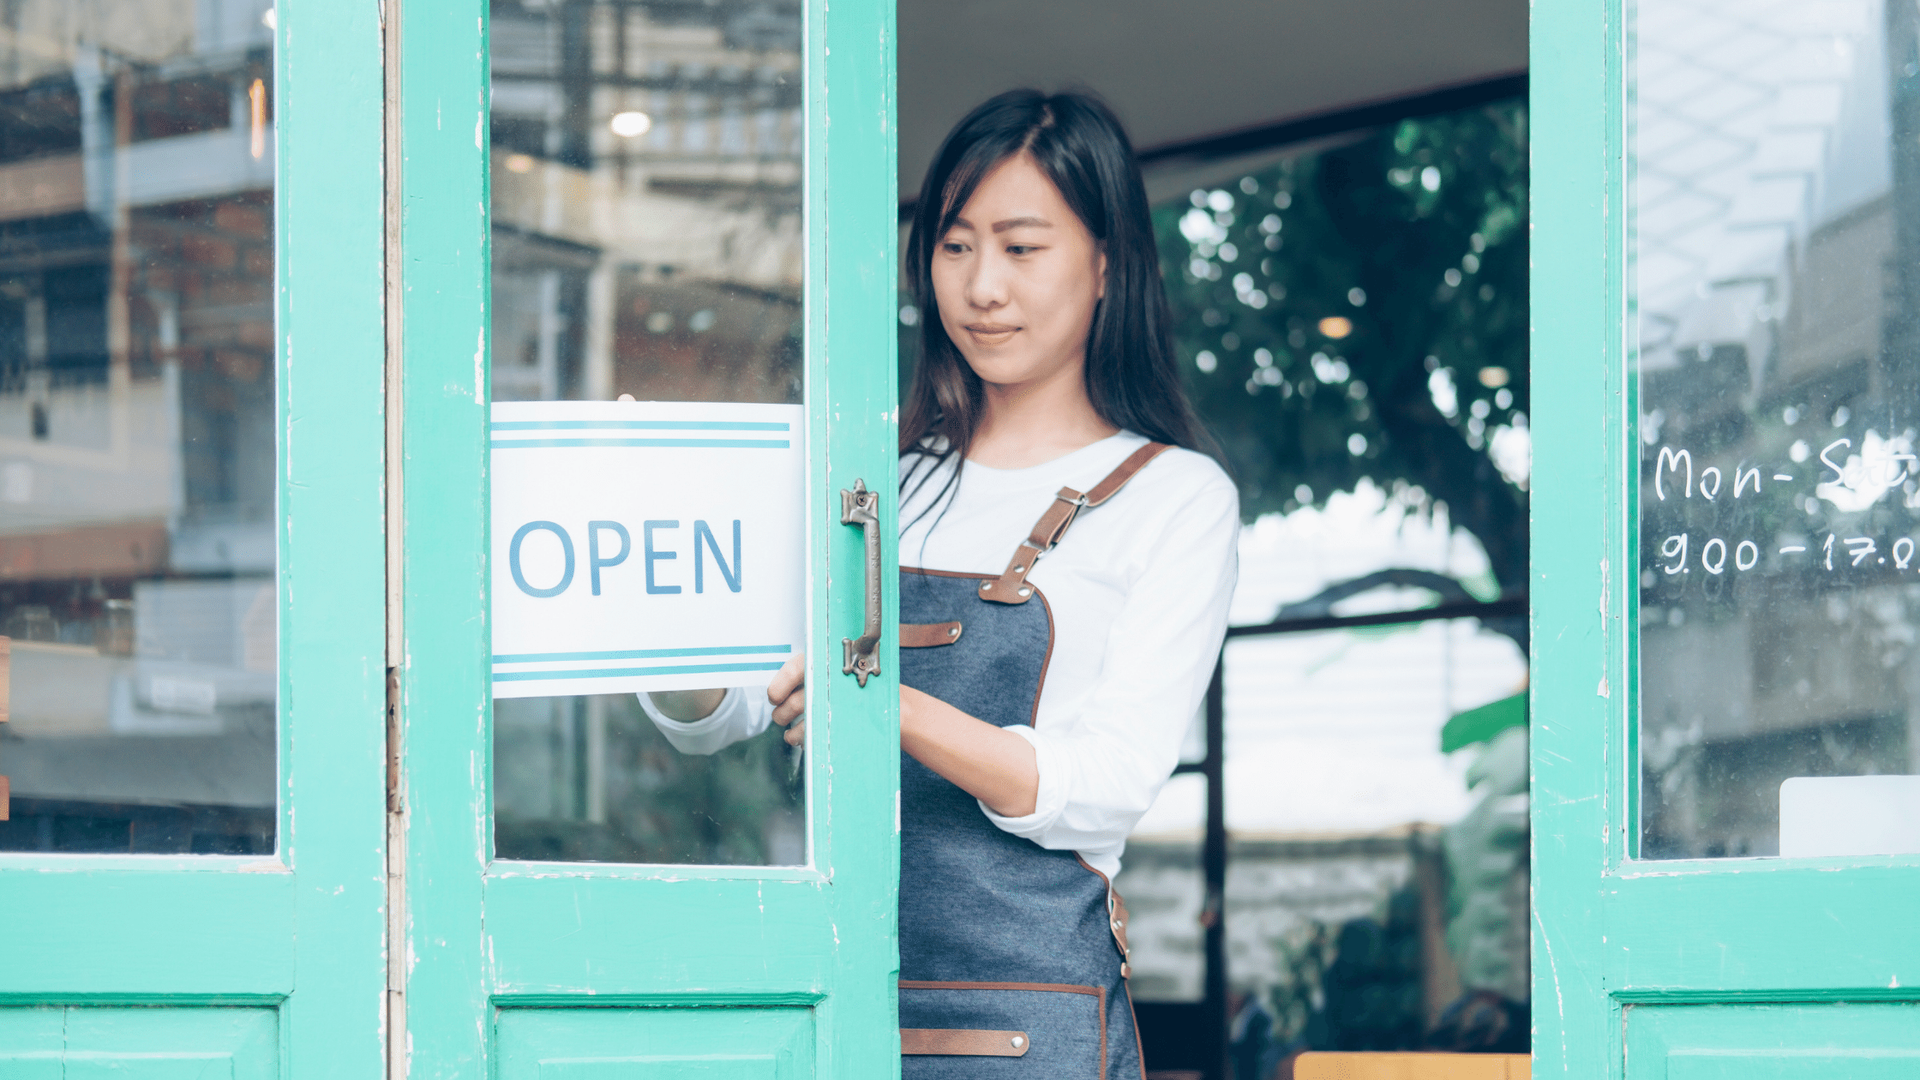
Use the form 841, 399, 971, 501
1095, 247, 1109, 301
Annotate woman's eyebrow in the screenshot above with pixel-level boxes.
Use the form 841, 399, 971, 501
992, 216, 1052, 233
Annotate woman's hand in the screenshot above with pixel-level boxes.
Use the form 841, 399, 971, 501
768, 652, 807, 746
762, 658, 1035, 812
900, 685, 1039, 818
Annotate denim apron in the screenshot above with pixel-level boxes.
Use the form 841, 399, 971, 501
896, 442, 1169, 1080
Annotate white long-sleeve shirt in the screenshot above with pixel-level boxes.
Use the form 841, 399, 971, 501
641, 430, 1240, 879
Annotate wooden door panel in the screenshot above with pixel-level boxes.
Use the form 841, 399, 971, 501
1608, 867, 1920, 991
1628, 1004, 1920, 1079
0, 1006, 278, 1079
0, 870, 291, 995
496, 1007, 813, 1079
484, 875, 837, 994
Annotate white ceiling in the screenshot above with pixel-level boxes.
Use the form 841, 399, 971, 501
897, 0, 1528, 200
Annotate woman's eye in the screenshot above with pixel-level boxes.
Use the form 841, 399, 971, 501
941, 241, 967, 254
1006, 245, 1035, 256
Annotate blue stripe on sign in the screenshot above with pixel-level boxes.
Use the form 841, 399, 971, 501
490, 438, 789, 449
492, 420, 790, 431
493, 662, 787, 682
492, 644, 792, 664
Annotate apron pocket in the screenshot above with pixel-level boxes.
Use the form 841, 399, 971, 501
899, 981, 1105, 1079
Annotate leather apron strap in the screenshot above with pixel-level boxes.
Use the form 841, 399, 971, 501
977, 441, 1171, 605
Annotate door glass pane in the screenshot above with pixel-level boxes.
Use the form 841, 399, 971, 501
488, 0, 805, 865
0, 2, 277, 854
1633, 0, 1920, 858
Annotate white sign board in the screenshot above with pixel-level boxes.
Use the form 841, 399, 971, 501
1779, 774, 1920, 858
490, 400, 806, 699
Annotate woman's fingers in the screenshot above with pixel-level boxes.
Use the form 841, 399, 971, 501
767, 652, 806, 730
771, 687, 806, 728
764, 654, 805, 744
767, 652, 805, 708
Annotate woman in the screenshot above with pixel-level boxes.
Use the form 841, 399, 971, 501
646, 89, 1238, 1078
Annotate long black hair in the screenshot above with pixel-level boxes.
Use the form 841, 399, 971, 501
900, 89, 1212, 518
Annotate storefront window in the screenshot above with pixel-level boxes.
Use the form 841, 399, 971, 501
1634, 0, 1919, 857
488, 0, 805, 865
0, 1, 278, 854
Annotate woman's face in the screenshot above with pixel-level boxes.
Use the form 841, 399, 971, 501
931, 153, 1106, 391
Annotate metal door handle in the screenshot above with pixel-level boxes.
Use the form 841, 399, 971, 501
840, 478, 882, 686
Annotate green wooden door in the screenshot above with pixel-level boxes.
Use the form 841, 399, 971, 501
392, 0, 900, 1074
0, 0, 387, 1074
1535, 0, 1920, 1073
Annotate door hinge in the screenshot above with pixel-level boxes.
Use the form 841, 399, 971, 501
384, 662, 407, 1079
386, 666, 403, 813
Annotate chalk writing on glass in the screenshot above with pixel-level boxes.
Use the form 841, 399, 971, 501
1647, 433, 1920, 577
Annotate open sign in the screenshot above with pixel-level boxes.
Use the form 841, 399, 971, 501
489, 400, 806, 698
505, 518, 744, 598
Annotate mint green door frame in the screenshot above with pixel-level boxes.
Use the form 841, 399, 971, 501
1531, 0, 1920, 1073
0, 0, 390, 1072
392, 0, 901, 1074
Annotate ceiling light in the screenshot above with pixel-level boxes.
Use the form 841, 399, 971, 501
610, 111, 652, 138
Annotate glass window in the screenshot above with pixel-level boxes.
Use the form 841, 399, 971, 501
1117, 492, 1531, 1044
1634, 0, 1919, 857
0, 0, 278, 854
1118, 103, 1533, 1059
488, 0, 805, 865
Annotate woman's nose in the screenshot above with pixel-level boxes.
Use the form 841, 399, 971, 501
966, 252, 1009, 309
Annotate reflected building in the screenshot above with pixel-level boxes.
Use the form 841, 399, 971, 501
0, 0, 809, 858
487, 0, 802, 407
1636, 0, 1920, 857
485, 0, 808, 864
0, 0, 277, 853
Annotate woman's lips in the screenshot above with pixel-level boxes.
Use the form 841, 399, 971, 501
964, 323, 1019, 344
